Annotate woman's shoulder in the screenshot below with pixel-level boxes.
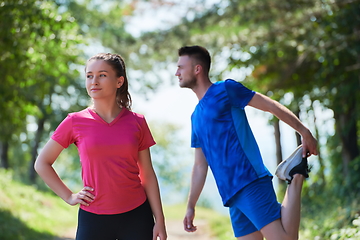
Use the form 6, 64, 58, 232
126, 109, 145, 119
124, 109, 149, 126
67, 108, 92, 119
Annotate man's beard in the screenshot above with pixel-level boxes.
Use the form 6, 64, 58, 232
180, 77, 197, 89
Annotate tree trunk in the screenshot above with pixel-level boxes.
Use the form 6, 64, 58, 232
0, 141, 9, 169
335, 109, 359, 177
312, 101, 326, 186
294, 110, 302, 146
273, 118, 283, 186
29, 116, 46, 183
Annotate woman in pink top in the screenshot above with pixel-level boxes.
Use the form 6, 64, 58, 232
35, 53, 167, 240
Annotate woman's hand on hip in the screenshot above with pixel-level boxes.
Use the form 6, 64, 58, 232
66, 186, 95, 206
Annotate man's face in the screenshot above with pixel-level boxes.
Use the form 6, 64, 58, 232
175, 55, 197, 89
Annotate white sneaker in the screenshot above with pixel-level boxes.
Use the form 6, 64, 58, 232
275, 145, 310, 183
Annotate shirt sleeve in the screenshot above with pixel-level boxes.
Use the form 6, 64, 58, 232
191, 120, 200, 148
138, 116, 156, 151
225, 79, 256, 109
51, 114, 76, 148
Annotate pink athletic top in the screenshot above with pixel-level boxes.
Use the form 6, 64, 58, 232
51, 108, 155, 214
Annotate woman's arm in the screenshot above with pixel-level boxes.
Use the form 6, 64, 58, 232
138, 148, 167, 240
34, 138, 95, 206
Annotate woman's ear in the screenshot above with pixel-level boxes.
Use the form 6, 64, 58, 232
117, 76, 124, 88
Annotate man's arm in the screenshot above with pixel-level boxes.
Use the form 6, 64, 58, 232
248, 92, 318, 157
183, 147, 208, 232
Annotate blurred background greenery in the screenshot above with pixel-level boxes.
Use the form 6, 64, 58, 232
0, 0, 359, 239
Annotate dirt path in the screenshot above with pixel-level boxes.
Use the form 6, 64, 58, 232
165, 219, 215, 240
55, 219, 215, 240
54, 227, 76, 240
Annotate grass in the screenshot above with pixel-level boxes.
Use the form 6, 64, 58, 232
0, 169, 78, 240
7, 166, 359, 240
0, 169, 233, 240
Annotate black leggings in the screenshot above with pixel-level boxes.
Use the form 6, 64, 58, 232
75, 200, 154, 240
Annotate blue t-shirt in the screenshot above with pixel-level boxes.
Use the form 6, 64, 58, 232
191, 79, 272, 206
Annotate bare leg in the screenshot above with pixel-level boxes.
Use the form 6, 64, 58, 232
237, 231, 263, 240
281, 174, 304, 238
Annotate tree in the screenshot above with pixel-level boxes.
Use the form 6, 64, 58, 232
113, 0, 360, 191
0, 0, 87, 182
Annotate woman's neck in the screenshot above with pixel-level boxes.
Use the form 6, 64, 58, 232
91, 100, 122, 123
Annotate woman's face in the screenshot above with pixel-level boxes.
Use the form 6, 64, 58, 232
85, 60, 124, 101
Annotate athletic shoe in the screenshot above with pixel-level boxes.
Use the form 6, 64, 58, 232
275, 145, 310, 184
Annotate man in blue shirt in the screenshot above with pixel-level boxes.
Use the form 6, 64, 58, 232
175, 45, 318, 240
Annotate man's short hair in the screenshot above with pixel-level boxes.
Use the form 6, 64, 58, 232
178, 45, 211, 73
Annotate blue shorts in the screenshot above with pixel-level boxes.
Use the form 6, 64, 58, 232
228, 176, 281, 237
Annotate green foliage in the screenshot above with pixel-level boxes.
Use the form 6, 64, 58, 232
0, 0, 88, 175
301, 183, 360, 239
328, 216, 360, 240
0, 169, 78, 239
57, 0, 136, 53
0, 0, 92, 183
0, 0, 84, 136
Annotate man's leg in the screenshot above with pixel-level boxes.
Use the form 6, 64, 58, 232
229, 200, 263, 240
237, 231, 263, 240
229, 177, 281, 240
260, 174, 304, 240
280, 174, 304, 238
232, 146, 309, 240
259, 144, 311, 240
